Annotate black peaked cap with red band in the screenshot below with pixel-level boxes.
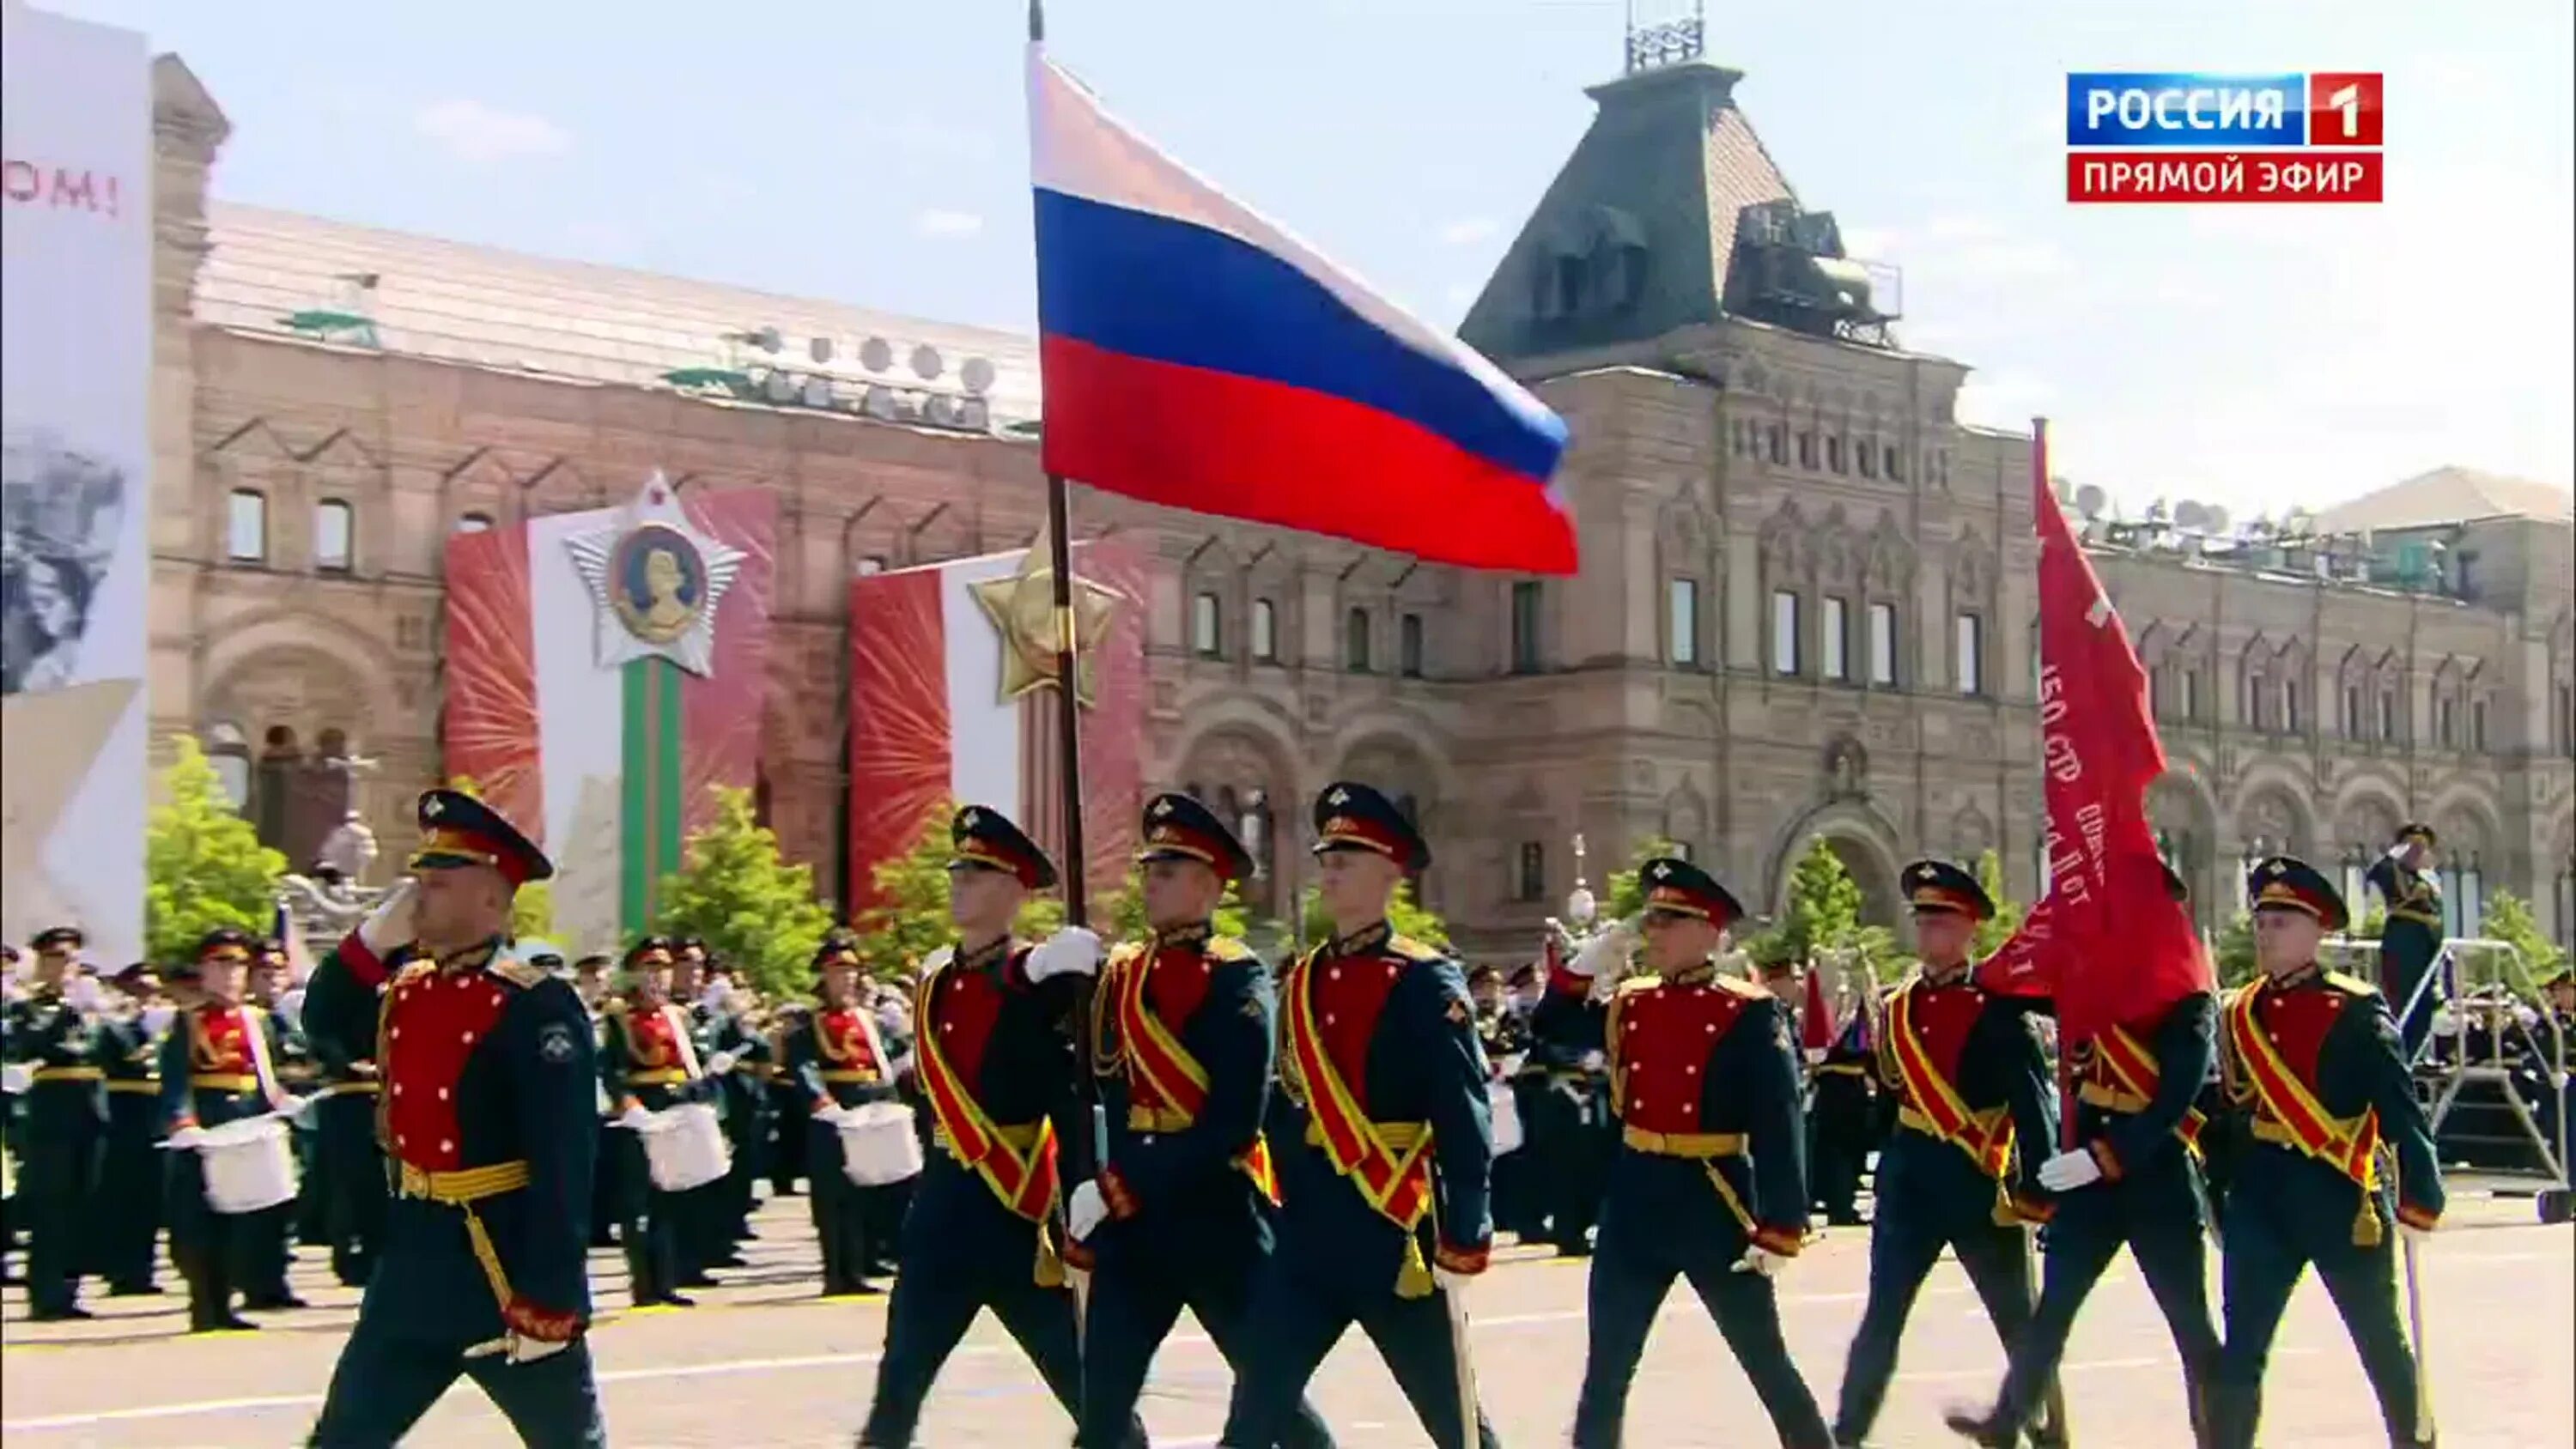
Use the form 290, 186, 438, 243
1309, 780, 1430, 871
410, 788, 553, 888
623, 936, 677, 971
1902, 858, 1994, 922
950, 805, 1059, 890
1138, 791, 1254, 881
811, 932, 865, 976
2245, 854, 2349, 933
171, 925, 257, 982
1638, 856, 1744, 931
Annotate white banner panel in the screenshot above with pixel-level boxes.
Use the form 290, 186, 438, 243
2, 5, 153, 962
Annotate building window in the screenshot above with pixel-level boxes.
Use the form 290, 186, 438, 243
1954, 612, 1984, 695
2244, 674, 2272, 732
1797, 431, 1816, 469
1821, 597, 1850, 682
2344, 683, 2366, 739
2435, 696, 2455, 749
1668, 579, 1700, 667
1516, 841, 1546, 902
1510, 581, 1542, 675
2442, 860, 2484, 940
1858, 441, 1878, 479
313, 499, 353, 572
2283, 680, 2302, 735
1885, 445, 1904, 482
1767, 423, 1786, 464
1400, 613, 1425, 678
1826, 435, 1844, 474
226, 489, 267, 563
204, 722, 252, 812
2179, 668, 2200, 722
1771, 590, 1801, 676
1192, 591, 1222, 658
1252, 598, 1278, 662
1868, 602, 1897, 685
1344, 608, 1372, 673
2470, 698, 2488, 753
855, 555, 888, 576
2378, 688, 2397, 742
456, 512, 494, 534
2557, 682, 2574, 754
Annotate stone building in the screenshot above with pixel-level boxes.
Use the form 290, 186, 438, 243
139, 50, 2575, 963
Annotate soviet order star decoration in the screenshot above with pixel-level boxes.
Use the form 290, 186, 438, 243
967, 543, 1124, 706
565, 473, 745, 677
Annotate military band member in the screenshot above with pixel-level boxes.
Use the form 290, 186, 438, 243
667, 939, 743, 1280
1566, 858, 1833, 1448
1527, 929, 1613, 1258
2207, 856, 2443, 1449
244, 941, 315, 1311
1808, 989, 1879, 1228
859, 806, 1138, 1448
2366, 824, 2445, 1060
788, 933, 900, 1298
1224, 782, 1500, 1449
304, 789, 606, 1447
1832, 859, 2058, 1448
601, 937, 718, 1308
160, 928, 289, 1333
308, 946, 389, 1290
1948, 862, 2221, 1447
1066, 791, 1336, 1449
570, 955, 619, 1251
94, 961, 168, 1296
6, 925, 106, 1320
696, 952, 769, 1253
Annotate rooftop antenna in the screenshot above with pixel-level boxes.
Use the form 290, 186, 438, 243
1625, 0, 1705, 74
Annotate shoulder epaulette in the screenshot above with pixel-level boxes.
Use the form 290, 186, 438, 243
920, 946, 957, 974
1386, 933, 1445, 961
2324, 970, 2379, 997
1714, 974, 1769, 1000
600, 997, 629, 1017
1206, 936, 1256, 963
491, 958, 548, 990
1613, 973, 1662, 997
1106, 941, 1149, 969
394, 961, 437, 989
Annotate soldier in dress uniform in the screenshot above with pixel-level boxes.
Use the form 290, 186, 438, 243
1832, 859, 2059, 1448
1224, 781, 1500, 1449
1564, 858, 1833, 1449
5, 925, 106, 1320
302, 789, 606, 1447
571, 955, 619, 1250
1065, 791, 1337, 1449
92, 961, 168, 1296
243, 941, 315, 1310
307, 939, 389, 1290
160, 927, 289, 1333
668, 939, 743, 1282
2365, 824, 2445, 1060
1526, 930, 1614, 1257
787, 932, 900, 1298
1947, 862, 2221, 1447
697, 953, 770, 1253
2206, 856, 2443, 1449
858, 805, 1140, 1448
1808, 985, 1880, 1228
600, 937, 720, 1308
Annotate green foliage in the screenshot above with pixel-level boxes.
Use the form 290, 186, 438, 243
2215, 911, 2258, 986
1970, 848, 2026, 957
511, 881, 555, 943
1743, 837, 1860, 967
146, 735, 288, 965
2477, 889, 2569, 988
848, 803, 1072, 979
1298, 879, 1450, 950
1599, 837, 1680, 925
1094, 867, 1253, 943
652, 785, 834, 999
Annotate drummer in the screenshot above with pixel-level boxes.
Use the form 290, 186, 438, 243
786, 932, 905, 1297
601, 937, 721, 1308
158, 927, 290, 1334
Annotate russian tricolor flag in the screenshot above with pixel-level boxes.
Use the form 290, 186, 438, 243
1028, 45, 1577, 574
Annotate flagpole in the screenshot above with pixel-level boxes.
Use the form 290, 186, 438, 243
2030, 415, 2074, 1446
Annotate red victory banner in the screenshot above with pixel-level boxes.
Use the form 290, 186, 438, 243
1979, 420, 2211, 1052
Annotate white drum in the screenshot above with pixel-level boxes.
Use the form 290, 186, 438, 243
836, 1101, 926, 1187
199, 1115, 300, 1215
1489, 1082, 1525, 1157
641, 1101, 731, 1193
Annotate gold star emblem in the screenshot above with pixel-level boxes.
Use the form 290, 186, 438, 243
967, 543, 1126, 705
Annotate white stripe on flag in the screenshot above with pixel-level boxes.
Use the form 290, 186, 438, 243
529, 508, 623, 927
938, 552, 1029, 824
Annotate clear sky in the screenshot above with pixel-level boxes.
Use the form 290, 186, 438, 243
42, 0, 2576, 521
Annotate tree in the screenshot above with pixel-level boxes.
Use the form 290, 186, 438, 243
2215, 912, 2258, 986
147, 735, 289, 965
1971, 848, 2026, 957
1298, 879, 1450, 950
511, 881, 556, 943
2477, 889, 2569, 990
653, 785, 835, 999
1599, 837, 1680, 925
1093, 868, 1253, 943
1742, 837, 1859, 968
849, 803, 1075, 981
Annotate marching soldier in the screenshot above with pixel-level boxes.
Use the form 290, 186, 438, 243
5, 925, 106, 1321
857, 805, 1139, 1448
244, 941, 315, 1311
1223, 781, 1499, 1449
303, 788, 606, 1446
1808, 987, 1879, 1228
1527, 931, 1614, 1257
2366, 824, 2445, 1060
160, 928, 289, 1333
1832, 859, 2058, 1448
1565, 858, 1832, 1448
786, 933, 900, 1298
2207, 856, 2443, 1449
308, 948, 389, 1290
1947, 862, 2221, 1446
600, 937, 720, 1308
93, 961, 168, 1296
1066, 791, 1337, 1448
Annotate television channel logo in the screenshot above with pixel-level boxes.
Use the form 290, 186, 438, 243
2064, 72, 2382, 203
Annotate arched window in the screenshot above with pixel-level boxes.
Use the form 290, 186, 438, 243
314, 499, 354, 572
1345, 608, 1373, 673
456, 512, 495, 535
204, 722, 252, 812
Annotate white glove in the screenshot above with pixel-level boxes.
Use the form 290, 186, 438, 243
812, 1101, 848, 1125
165, 1125, 209, 1150
0, 1062, 33, 1095
289, 1094, 321, 1127
2037, 1149, 2104, 1193
466, 1331, 574, 1365
615, 1105, 653, 1132
1066, 1179, 1109, 1241
1579, 1049, 1608, 1074
64, 974, 103, 1012
1025, 926, 1103, 982
1730, 1245, 1791, 1278
705, 1050, 739, 1076
142, 1004, 176, 1037
358, 878, 419, 956
1569, 919, 1639, 978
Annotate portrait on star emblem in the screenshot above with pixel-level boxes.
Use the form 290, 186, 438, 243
610, 523, 709, 646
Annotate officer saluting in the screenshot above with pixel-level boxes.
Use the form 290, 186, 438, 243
1564, 857, 1832, 1448
1066, 791, 1335, 1449
1832, 859, 2058, 1448
858, 806, 1139, 1448
2208, 857, 2442, 1449
1224, 781, 1499, 1449
2364, 824, 2444, 1060
303, 789, 605, 1447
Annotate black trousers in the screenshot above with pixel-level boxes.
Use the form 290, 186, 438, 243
309, 1315, 606, 1447
94, 1104, 162, 1288
1223, 1255, 1499, 1449
1987, 1209, 2217, 1441
858, 1230, 1123, 1447
1573, 1228, 1831, 1447
167, 1158, 240, 1330
806, 1128, 885, 1294
1077, 1224, 1334, 1449
1833, 1215, 2038, 1441
2210, 1197, 2427, 1448
21, 1117, 100, 1313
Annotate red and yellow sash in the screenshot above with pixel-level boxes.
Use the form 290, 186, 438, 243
2094, 1023, 2207, 1152
1886, 984, 2014, 1179
912, 958, 1065, 1285
1113, 949, 1278, 1203
2223, 987, 2378, 1185
1282, 952, 1437, 1297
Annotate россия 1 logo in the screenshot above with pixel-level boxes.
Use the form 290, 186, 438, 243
2063, 71, 2383, 203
